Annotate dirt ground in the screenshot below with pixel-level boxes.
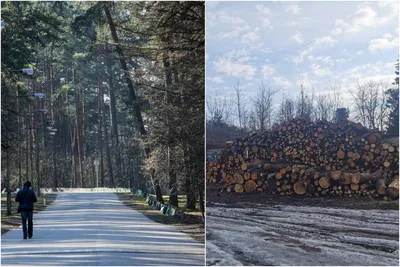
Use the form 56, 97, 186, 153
206, 183, 399, 266
116, 193, 205, 243
207, 183, 399, 210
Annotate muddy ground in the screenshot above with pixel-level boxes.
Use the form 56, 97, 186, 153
206, 184, 399, 266
207, 183, 399, 210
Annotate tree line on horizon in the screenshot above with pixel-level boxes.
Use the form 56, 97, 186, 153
207, 61, 399, 148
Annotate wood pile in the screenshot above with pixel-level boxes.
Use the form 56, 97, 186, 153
206, 118, 399, 199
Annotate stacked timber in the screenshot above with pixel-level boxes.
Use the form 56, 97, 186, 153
206, 118, 399, 199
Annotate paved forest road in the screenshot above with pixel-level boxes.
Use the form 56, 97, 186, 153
1, 193, 204, 266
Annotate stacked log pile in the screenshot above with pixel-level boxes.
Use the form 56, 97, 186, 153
206, 118, 399, 199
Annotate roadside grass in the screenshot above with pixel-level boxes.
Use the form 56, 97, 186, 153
148, 194, 201, 211
116, 193, 204, 243
1, 193, 57, 235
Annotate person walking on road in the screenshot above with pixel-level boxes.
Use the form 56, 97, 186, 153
15, 181, 37, 239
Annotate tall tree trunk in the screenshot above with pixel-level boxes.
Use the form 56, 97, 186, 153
98, 48, 105, 187
53, 134, 58, 189
35, 95, 41, 197
73, 63, 84, 188
103, 108, 114, 187
100, 57, 114, 187
106, 55, 121, 185
51, 64, 57, 189
25, 116, 29, 185
30, 84, 35, 193
163, 51, 177, 191
104, 3, 154, 192
6, 151, 11, 216
35, 128, 40, 196
185, 145, 196, 210
16, 87, 22, 189
72, 127, 77, 188
103, 5, 147, 141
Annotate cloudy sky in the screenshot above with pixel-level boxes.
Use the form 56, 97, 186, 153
206, 1, 399, 107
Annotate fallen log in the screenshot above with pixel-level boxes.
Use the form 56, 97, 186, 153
376, 179, 387, 195
294, 181, 306, 195
387, 178, 399, 199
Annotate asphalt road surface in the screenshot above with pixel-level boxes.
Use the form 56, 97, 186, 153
1, 193, 204, 266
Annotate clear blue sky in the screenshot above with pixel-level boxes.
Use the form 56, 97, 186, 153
206, 1, 399, 108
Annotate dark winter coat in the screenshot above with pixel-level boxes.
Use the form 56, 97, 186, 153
15, 187, 37, 211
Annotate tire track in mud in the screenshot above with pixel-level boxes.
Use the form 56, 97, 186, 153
206, 204, 399, 266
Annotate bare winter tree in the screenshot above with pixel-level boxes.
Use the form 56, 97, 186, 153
206, 91, 232, 125
232, 80, 247, 136
252, 83, 279, 132
279, 94, 296, 123
377, 86, 389, 131
351, 81, 389, 131
315, 93, 332, 121
329, 81, 343, 118
247, 109, 258, 132
296, 85, 314, 121
315, 82, 342, 121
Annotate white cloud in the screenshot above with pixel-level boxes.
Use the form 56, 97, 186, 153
311, 63, 332, 76
291, 31, 304, 44
292, 56, 303, 64
261, 64, 274, 76
218, 11, 246, 25
377, 1, 399, 16
378, 2, 393, 7
285, 4, 301, 14
285, 21, 298, 27
293, 36, 337, 64
206, 12, 217, 27
296, 73, 314, 89
256, 4, 271, 16
368, 37, 399, 52
273, 77, 293, 88
218, 25, 250, 39
214, 57, 256, 80
242, 28, 260, 44
337, 61, 394, 86
206, 1, 219, 9
256, 4, 274, 29
307, 55, 345, 67
331, 27, 342, 36
322, 56, 332, 65
332, 6, 390, 36
336, 58, 347, 64
261, 47, 273, 53
261, 17, 273, 30
213, 10, 251, 39
237, 56, 256, 62
208, 76, 225, 84
225, 48, 250, 59
357, 50, 364, 55
383, 33, 393, 39
314, 36, 337, 47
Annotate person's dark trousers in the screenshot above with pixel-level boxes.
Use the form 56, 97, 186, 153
21, 211, 33, 238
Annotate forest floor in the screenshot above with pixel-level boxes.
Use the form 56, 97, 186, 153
116, 193, 204, 243
206, 183, 399, 266
1, 193, 57, 235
